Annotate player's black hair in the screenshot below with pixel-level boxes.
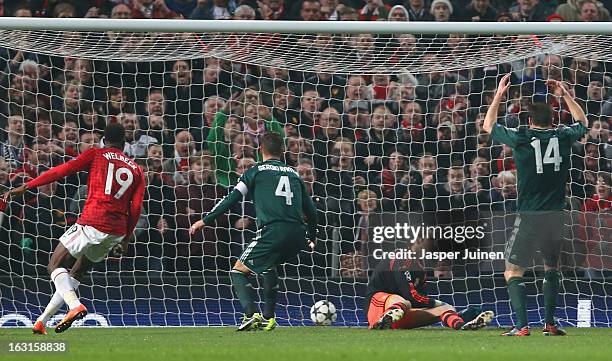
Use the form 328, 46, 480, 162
261, 132, 284, 159
104, 123, 126, 149
528, 102, 553, 127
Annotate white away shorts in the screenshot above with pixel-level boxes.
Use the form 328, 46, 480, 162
59, 224, 125, 263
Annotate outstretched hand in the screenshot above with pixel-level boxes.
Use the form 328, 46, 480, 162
2, 184, 28, 203
190, 220, 205, 235
546, 79, 572, 97
495, 74, 511, 99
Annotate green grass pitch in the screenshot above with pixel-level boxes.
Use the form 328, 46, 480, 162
1, 327, 611, 361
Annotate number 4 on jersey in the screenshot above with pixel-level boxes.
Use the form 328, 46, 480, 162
104, 163, 134, 199
530, 137, 562, 174
275, 175, 294, 205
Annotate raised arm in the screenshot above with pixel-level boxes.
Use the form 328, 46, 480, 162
2, 148, 96, 201
483, 74, 511, 134
552, 80, 589, 128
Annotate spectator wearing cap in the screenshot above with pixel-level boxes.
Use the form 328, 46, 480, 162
459, 0, 498, 21
388, 5, 409, 21
359, 0, 389, 21
546, 13, 565, 21
430, 0, 453, 21
556, 0, 610, 21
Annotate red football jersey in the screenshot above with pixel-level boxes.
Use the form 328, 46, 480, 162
26, 147, 145, 236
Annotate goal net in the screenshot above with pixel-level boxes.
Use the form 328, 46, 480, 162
0, 20, 610, 328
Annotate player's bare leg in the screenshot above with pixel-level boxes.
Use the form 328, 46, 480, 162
502, 261, 530, 336
371, 294, 410, 330
47, 244, 89, 333
542, 261, 566, 336
232, 260, 262, 331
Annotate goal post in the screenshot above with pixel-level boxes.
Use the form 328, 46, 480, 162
0, 19, 610, 328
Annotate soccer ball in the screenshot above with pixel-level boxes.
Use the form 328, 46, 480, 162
310, 300, 337, 326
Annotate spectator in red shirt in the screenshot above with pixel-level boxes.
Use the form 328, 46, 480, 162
579, 172, 612, 274
163, 130, 196, 185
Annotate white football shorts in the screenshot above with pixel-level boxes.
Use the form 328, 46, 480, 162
59, 224, 125, 263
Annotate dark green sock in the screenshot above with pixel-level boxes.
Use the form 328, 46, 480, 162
543, 269, 560, 324
231, 270, 257, 317
262, 268, 279, 319
507, 277, 528, 329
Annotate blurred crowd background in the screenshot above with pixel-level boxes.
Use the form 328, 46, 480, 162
0, 0, 610, 281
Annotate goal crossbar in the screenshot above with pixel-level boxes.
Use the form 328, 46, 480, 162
0, 18, 612, 35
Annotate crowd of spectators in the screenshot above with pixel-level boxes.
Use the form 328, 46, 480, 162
0, 0, 610, 279
1, 0, 611, 22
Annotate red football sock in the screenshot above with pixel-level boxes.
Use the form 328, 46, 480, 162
440, 310, 465, 330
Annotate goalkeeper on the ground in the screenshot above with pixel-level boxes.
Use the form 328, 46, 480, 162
365, 244, 494, 330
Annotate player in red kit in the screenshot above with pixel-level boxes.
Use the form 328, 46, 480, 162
3, 123, 145, 334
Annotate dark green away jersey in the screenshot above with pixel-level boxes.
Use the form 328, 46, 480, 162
491, 122, 587, 211
203, 159, 318, 237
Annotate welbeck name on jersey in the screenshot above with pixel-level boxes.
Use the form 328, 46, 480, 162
102, 151, 138, 170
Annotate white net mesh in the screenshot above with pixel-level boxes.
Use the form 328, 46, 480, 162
0, 27, 610, 328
